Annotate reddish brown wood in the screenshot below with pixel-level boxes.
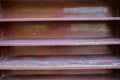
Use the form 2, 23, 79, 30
0, 47, 3, 57
0, 2, 3, 18
3, 1, 113, 18
4, 46, 115, 56
3, 22, 115, 39
117, 22, 120, 38
5, 70, 112, 75
1, 74, 119, 80
0, 23, 5, 40
0, 0, 119, 80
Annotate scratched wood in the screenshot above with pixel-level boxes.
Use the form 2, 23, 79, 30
4, 22, 115, 39
3, 1, 114, 18
4, 46, 115, 56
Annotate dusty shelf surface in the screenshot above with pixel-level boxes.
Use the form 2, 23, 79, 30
0, 55, 120, 70
0, 38, 120, 46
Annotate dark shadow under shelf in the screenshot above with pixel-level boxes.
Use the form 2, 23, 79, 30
1, 74, 120, 80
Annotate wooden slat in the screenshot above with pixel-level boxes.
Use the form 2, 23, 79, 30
6, 70, 112, 75
0, 38, 119, 46
1, 74, 119, 80
0, 17, 120, 22
4, 46, 114, 56
0, 55, 119, 70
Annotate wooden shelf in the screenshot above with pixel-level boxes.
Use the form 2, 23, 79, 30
1, 74, 119, 80
0, 17, 120, 22
0, 0, 120, 80
0, 38, 119, 46
0, 55, 119, 70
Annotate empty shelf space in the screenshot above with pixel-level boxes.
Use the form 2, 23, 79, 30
1, 74, 119, 80
0, 38, 120, 46
0, 1, 119, 19
0, 17, 120, 22
2, 22, 117, 39
4, 69, 114, 75
0, 55, 120, 70
4, 45, 115, 56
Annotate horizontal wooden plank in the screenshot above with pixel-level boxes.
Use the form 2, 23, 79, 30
0, 38, 119, 46
6, 70, 112, 75
0, 17, 120, 22
5, 46, 114, 56
0, 55, 119, 70
1, 74, 119, 80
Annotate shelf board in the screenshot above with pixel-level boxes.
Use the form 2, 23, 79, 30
0, 17, 120, 22
0, 38, 119, 46
0, 55, 120, 70
1, 74, 119, 80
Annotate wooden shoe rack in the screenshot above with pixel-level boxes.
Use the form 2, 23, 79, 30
0, 0, 120, 80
